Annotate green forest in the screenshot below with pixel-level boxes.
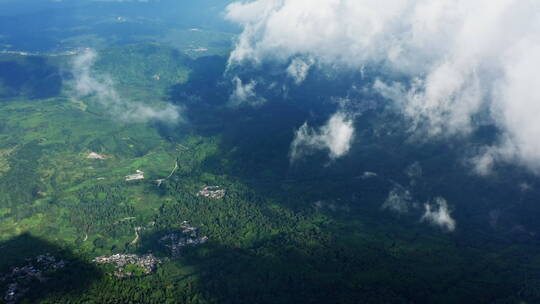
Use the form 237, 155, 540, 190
0, 36, 539, 303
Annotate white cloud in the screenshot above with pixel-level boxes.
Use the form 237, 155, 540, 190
226, 0, 540, 173
290, 111, 354, 162
489, 40, 540, 173
229, 76, 266, 106
286, 57, 314, 84
405, 162, 422, 179
421, 197, 456, 232
71, 49, 182, 123
470, 150, 496, 176
382, 185, 412, 214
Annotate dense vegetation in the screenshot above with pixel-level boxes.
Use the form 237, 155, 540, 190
1, 14, 540, 302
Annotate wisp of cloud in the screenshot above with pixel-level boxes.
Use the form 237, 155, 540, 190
71, 49, 182, 124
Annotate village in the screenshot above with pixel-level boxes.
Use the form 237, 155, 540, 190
86, 151, 108, 160
197, 185, 226, 199
159, 221, 209, 258
1, 254, 66, 304
125, 170, 145, 181
93, 254, 161, 278
86, 151, 146, 182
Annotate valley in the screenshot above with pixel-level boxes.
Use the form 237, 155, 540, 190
0, 1, 539, 302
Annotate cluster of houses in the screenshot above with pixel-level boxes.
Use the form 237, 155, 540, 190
87, 152, 108, 160
93, 254, 160, 278
197, 185, 225, 199
2, 254, 66, 304
125, 170, 145, 181
159, 221, 208, 258
87, 152, 146, 182
92, 221, 208, 278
